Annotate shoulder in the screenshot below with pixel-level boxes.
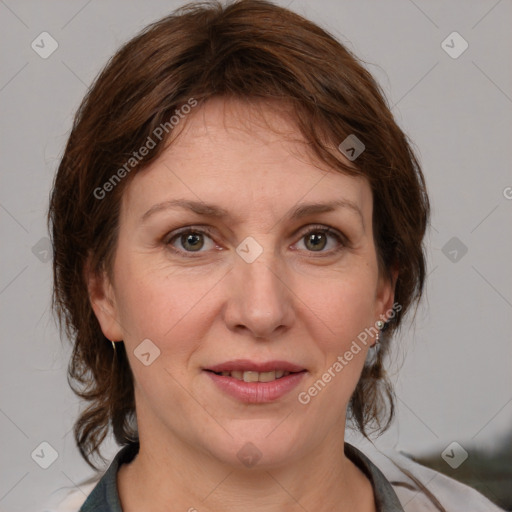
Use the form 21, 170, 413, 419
38, 481, 98, 512
357, 442, 505, 512
40, 442, 138, 512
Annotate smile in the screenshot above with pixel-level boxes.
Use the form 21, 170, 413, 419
209, 370, 294, 382
203, 360, 307, 403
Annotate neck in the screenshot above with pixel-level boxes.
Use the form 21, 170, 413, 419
117, 425, 375, 512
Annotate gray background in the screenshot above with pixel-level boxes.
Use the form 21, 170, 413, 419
1, 1, 511, 511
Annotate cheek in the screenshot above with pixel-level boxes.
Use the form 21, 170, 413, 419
112, 252, 219, 347
304, 266, 378, 351
112, 258, 218, 406
297, 272, 377, 416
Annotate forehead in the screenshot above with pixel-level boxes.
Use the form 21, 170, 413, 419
121, 97, 372, 225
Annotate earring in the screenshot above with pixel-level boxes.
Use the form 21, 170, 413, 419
111, 340, 117, 352
374, 320, 385, 346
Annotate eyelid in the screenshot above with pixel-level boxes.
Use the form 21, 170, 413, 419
163, 225, 216, 244
295, 223, 346, 242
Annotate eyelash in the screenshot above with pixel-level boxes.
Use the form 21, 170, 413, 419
163, 224, 347, 258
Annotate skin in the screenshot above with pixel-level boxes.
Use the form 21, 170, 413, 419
88, 97, 396, 512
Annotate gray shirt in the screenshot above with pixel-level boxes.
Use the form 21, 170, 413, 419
79, 441, 405, 511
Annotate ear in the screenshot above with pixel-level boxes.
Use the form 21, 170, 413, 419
375, 263, 399, 320
85, 258, 124, 342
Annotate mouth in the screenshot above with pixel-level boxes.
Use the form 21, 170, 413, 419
205, 369, 301, 382
203, 360, 307, 403
204, 359, 306, 379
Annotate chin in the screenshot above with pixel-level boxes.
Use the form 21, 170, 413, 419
203, 421, 309, 470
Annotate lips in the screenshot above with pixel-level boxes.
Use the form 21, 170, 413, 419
203, 359, 307, 403
205, 359, 305, 373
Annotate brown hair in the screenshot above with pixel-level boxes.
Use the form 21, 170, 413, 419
49, 0, 429, 470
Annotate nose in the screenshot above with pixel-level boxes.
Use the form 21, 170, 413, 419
222, 252, 295, 340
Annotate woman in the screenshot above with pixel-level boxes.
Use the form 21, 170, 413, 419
46, 1, 504, 511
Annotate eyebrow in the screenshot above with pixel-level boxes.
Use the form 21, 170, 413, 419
140, 198, 363, 225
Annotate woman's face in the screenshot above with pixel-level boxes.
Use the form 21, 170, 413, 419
91, 98, 395, 469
